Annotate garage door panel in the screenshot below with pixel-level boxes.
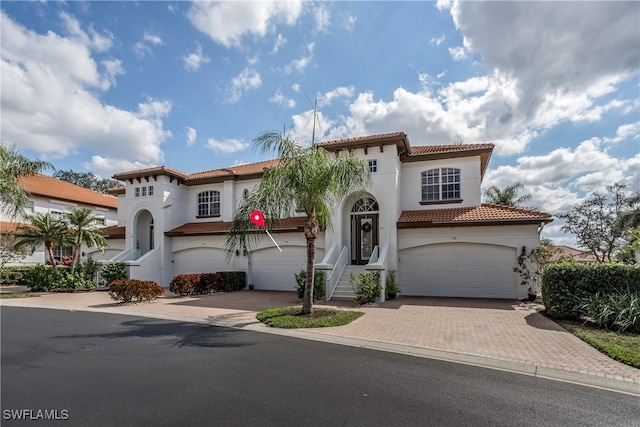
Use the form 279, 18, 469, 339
400, 243, 517, 299
250, 248, 308, 291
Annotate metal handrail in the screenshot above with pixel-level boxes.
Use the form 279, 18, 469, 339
326, 246, 348, 301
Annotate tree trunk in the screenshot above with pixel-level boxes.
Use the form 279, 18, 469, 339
45, 240, 57, 270
301, 217, 319, 315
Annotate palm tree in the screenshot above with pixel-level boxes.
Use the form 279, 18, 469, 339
62, 207, 107, 272
483, 182, 532, 207
0, 141, 53, 219
14, 212, 65, 265
225, 131, 371, 314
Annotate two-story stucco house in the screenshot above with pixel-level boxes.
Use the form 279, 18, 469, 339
1, 174, 121, 265
106, 132, 552, 300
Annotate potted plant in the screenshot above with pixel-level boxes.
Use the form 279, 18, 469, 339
527, 287, 537, 302
385, 269, 400, 300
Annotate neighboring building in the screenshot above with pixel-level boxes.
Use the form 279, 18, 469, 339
1, 174, 122, 265
550, 245, 599, 263
108, 132, 552, 300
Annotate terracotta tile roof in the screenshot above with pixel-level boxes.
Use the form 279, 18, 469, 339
18, 174, 118, 209
165, 217, 306, 237
0, 221, 23, 233
408, 143, 494, 156
102, 225, 125, 239
112, 166, 188, 182
550, 245, 598, 263
186, 159, 281, 185
397, 203, 553, 228
107, 186, 125, 195
317, 132, 411, 158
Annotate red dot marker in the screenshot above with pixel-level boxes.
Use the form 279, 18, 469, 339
250, 210, 265, 228
249, 210, 281, 252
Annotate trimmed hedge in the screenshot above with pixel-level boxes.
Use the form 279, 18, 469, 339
108, 279, 164, 303
542, 262, 640, 319
169, 271, 246, 296
0, 266, 33, 286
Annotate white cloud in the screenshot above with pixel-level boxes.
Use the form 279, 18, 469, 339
225, 68, 262, 103
134, 31, 164, 58
84, 156, 156, 180
313, 3, 331, 32
205, 138, 250, 154
283, 42, 314, 74
0, 11, 171, 167
291, 83, 301, 92
445, 1, 639, 119
345, 15, 357, 32
186, 127, 197, 146
448, 46, 466, 61
430, 34, 445, 46
317, 86, 355, 107
59, 12, 113, 52
183, 44, 210, 72
187, 0, 303, 48
271, 33, 287, 54
270, 90, 296, 109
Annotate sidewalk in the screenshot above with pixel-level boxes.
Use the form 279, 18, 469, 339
1, 287, 639, 395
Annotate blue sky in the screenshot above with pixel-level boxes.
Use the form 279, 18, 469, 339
1, 1, 639, 246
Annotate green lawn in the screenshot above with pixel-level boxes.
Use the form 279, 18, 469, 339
557, 320, 640, 369
256, 306, 364, 328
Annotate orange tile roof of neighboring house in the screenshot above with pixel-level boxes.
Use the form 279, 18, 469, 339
549, 245, 599, 262
165, 217, 306, 237
18, 174, 118, 209
0, 221, 23, 233
397, 203, 553, 228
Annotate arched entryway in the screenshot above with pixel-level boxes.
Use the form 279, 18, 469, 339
135, 210, 154, 256
350, 197, 379, 265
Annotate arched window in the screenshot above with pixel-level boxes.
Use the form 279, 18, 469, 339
242, 188, 249, 200
421, 168, 460, 202
197, 190, 220, 217
351, 197, 379, 213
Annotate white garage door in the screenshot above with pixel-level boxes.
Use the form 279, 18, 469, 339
399, 243, 517, 299
249, 247, 307, 291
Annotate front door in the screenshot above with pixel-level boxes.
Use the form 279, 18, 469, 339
350, 197, 379, 265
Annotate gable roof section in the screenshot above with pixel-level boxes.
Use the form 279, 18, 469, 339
404, 143, 494, 179
112, 160, 281, 186
18, 174, 118, 209
317, 132, 411, 159
397, 203, 553, 228
165, 217, 306, 237
112, 166, 188, 184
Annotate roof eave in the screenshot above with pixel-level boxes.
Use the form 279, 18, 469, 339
397, 217, 553, 229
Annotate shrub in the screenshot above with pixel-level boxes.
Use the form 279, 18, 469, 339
295, 269, 325, 301
220, 271, 246, 292
579, 291, 640, 333
199, 272, 225, 293
23, 265, 63, 292
99, 262, 127, 286
0, 266, 32, 286
108, 279, 164, 303
351, 271, 381, 305
542, 262, 640, 319
57, 270, 95, 292
169, 274, 200, 296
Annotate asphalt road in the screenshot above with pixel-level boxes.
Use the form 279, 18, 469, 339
1, 307, 639, 426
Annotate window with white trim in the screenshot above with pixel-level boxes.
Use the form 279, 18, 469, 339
197, 190, 220, 217
421, 168, 461, 202
368, 160, 378, 173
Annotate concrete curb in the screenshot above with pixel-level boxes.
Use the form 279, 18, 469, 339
3, 300, 639, 397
